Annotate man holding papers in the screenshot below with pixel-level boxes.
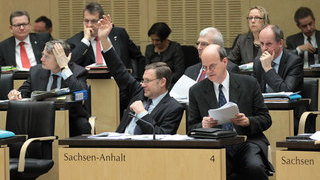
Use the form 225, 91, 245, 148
188, 44, 272, 180
98, 15, 183, 135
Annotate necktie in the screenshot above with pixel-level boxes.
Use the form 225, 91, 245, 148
51, 74, 59, 90
133, 99, 152, 134
19, 42, 31, 69
198, 70, 206, 82
307, 36, 315, 66
219, 84, 233, 131
95, 37, 103, 64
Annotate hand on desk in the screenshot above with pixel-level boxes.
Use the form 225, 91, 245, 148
8, 89, 22, 100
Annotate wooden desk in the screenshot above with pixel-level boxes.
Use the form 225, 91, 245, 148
276, 141, 320, 180
58, 136, 245, 180
0, 136, 26, 180
10, 70, 120, 134
264, 100, 309, 170
0, 101, 69, 180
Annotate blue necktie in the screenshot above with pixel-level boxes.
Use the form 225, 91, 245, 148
219, 84, 233, 131
133, 99, 152, 134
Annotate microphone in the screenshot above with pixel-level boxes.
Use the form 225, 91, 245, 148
128, 112, 156, 140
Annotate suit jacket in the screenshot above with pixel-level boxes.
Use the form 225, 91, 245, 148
184, 61, 240, 81
253, 48, 303, 93
228, 32, 261, 65
0, 33, 52, 66
188, 73, 271, 161
286, 30, 320, 51
102, 48, 184, 134
18, 62, 90, 136
66, 27, 145, 69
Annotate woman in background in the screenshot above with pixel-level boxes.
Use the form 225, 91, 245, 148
228, 6, 270, 65
145, 22, 184, 85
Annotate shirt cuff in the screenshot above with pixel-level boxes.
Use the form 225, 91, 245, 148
102, 45, 113, 53
61, 68, 73, 80
136, 111, 148, 120
81, 38, 90, 47
296, 47, 302, 55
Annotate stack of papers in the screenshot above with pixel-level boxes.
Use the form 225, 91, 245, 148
239, 62, 253, 71
85, 63, 108, 70
208, 102, 239, 125
169, 75, 196, 103
88, 132, 194, 140
263, 92, 301, 102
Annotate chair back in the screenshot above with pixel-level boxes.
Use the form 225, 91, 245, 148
181, 45, 200, 69
6, 101, 55, 159
0, 73, 13, 100
301, 78, 318, 111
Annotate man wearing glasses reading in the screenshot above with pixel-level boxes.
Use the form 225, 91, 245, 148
97, 15, 183, 134
0, 10, 51, 69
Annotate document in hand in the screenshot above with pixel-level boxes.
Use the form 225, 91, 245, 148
169, 75, 196, 102
208, 102, 239, 125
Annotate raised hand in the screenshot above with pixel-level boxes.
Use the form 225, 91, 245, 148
97, 14, 113, 41
52, 43, 70, 69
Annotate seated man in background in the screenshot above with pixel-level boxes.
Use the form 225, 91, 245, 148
34, 16, 53, 38
98, 15, 183, 134
0, 10, 51, 69
253, 24, 303, 93
8, 40, 91, 137
286, 7, 320, 68
67, 2, 145, 119
185, 27, 239, 82
188, 44, 273, 179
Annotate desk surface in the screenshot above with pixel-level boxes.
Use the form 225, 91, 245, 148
265, 99, 309, 110
276, 141, 320, 150
58, 135, 245, 148
0, 135, 26, 146
0, 100, 70, 110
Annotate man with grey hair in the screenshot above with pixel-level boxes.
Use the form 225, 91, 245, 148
184, 27, 239, 82
8, 39, 91, 137
253, 24, 303, 93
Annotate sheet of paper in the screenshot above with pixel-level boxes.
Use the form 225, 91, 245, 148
208, 102, 239, 125
169, 75, 196, 100
310, 131, 320, 141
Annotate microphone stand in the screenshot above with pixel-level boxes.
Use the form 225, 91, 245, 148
128, 112, 156, 140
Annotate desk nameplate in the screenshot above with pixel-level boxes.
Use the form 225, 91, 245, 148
59, 148, 226, 180
276, 150, 320, 180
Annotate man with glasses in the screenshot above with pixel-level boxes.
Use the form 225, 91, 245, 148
184, 27, 239, 82
97, 15, 183, 134
66, 2, 145, 119
188, 44, 273, 179
287, 7, 320, 67
0, 10, 51, 69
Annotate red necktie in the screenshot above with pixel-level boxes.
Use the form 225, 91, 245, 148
198, 70, 206, 82
95, 37, 103, 64
19, 42, 31, 68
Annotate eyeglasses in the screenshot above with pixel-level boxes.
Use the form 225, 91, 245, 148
83, 19, 99, 24
202, 64, 217, 72
12, 23, 30, 28
196, 41, 210, 47
247, 17, 264, 21
141, 78, 159, 84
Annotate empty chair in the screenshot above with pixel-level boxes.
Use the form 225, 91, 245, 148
6, 101, 56, 180
0, 73, 13, 100
181, 45, 200, 70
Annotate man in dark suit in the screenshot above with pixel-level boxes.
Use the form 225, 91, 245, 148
67, 2, 145, 119
253, 25, 303, 93
185, 27, 239, 81
8, 40, 91, 137
98, 15, 183, 134
0, 10, 51, 69
287, 7, 320, 68
188, 44, 272, 179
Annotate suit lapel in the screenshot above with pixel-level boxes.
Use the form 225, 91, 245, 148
30, 34, 42, 64
9, 37, 17, 66
39, 70, 50, 91
202, 79, 218, 108
245, 33, 254, 61
229, 74, 241, 104
316, 30, 320, 47
277, 48, 287, 77
109, 29, 120, 55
